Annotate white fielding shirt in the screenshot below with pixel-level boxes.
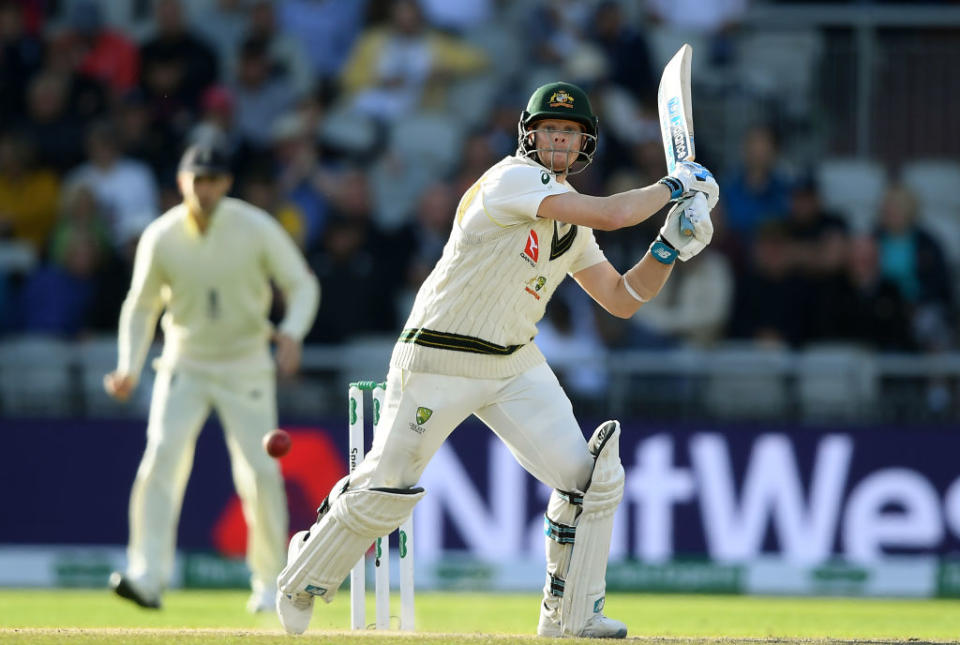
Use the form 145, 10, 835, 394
391, 155, 606, 378
117, 197, 320, 379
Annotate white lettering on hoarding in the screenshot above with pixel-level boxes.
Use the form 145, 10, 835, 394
693, 434, 852, 563
626, 435, 695, 562
417, 442, 526, 562
414, 432, 956, 565
944, 476, 960, 539
843, 469, 944, 561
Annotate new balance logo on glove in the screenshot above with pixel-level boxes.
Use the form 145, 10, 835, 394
653, 246, 673, 260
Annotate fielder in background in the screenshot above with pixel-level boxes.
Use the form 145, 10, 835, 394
277, 82, 718, 638
104, 143, 320, 613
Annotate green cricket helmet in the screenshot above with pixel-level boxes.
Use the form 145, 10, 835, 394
517, 81, 599, 175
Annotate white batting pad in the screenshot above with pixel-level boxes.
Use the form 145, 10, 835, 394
556, 421, 625, 636
277, 485, 425, 602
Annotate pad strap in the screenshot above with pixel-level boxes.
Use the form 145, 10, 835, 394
549, 573, 565, 598
556, 490, 583, 505
544, 515, 577, 544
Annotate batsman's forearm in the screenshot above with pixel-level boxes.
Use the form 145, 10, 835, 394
600, 184, 672, 230
620, 253, 674, 317
116, 300, 161, 380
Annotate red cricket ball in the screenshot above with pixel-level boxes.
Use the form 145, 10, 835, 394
263, 429, 292, 458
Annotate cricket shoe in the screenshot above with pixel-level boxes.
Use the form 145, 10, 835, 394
109, 571, 162, 609
537, 601, 627, 639
276, 531, 315, 634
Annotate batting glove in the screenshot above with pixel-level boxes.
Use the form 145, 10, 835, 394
663, 161, 719, 210
656, 192, 713, 262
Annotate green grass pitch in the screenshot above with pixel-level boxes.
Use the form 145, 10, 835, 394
1, 590, 959, 644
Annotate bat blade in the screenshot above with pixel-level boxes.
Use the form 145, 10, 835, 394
657, 43, 696, 235
658, 43, 695, 171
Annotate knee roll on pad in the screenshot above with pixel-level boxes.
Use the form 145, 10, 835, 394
543, 420, 624, 636
277, 485, 424, 602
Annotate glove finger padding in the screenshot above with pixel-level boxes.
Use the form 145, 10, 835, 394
660, 192, 712, 262
671, 161, 719, 209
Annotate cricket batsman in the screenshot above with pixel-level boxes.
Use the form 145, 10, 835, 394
105, 143, 320, 613
276, 82, 718, 637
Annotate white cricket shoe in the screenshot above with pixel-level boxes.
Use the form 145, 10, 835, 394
247, 587, 276, 613
277, 531, 315, 634
538, 601, 628, 639
277, 590, 314, 634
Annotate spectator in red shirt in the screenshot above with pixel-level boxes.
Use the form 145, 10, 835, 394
69, 0, 140, 94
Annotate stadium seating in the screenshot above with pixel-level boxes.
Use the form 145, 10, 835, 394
0, 337, 74, 416
0, 241, 38, 274
388, 112, 464, 174
368, 154, 434, 230
901, 159, 960, 212
796, 343, 878, 421
816, 158, 887, 233
445, 76, 501, 130
736, 29, 824, 119
703, 343, 792, 419
901, 159, 960, 268
318, 107, 380, 159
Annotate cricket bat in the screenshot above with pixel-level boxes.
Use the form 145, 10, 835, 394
657, 43, 696, 236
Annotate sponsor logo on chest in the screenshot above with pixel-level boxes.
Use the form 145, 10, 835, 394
521, 229, 539, 266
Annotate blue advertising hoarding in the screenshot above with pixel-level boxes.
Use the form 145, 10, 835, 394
2, 417, 959, 566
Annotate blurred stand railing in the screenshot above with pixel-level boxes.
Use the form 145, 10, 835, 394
0, 335, 957, 425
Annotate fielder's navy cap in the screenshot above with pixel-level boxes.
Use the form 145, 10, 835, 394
178, 143, 232, 175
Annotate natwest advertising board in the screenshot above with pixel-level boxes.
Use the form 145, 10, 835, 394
414, 424, 960, 565
2, 419, 959, 566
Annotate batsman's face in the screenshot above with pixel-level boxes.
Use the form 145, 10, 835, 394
178, 171, 232, 215
531, 119, 585, 173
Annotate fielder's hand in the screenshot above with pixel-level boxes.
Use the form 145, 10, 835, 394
274, 332, 302, 377
658, 192, 713, 261
667, 161, 719, 209
103, 371, 136, 402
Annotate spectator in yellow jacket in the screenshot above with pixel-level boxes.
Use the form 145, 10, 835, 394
0, 132, 60, 254
340, 0, 488, 122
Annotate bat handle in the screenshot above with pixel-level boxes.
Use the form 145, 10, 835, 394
674, 193, 695, 236
668, 159, 696, 237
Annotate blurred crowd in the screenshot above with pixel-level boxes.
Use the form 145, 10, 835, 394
0, 0, 956, 366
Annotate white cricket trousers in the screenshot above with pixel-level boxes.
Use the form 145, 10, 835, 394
124, 367, 287, 596
351, 362, 595, 495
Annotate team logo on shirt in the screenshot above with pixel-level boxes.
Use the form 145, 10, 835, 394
524, 276, 547, 300
549, 90, 575, 109
522, 229, 539, 266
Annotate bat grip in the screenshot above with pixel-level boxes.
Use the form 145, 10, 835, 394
673, 194, 695, 237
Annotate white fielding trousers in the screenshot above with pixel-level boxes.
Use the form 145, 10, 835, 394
125, 367, 287, 596
351, 362, 595, 496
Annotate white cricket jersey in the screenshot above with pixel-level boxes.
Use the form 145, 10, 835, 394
391, 155, 606, 378
117, 197, 319, 378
